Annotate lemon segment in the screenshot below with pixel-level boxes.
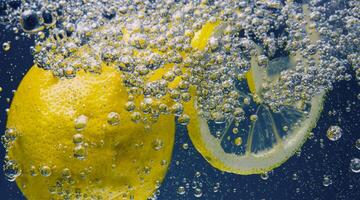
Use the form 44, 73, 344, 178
184, 6, 326, 175
191, 21, 220, 50
7, 65, 175, 199
245, 69, 256, 95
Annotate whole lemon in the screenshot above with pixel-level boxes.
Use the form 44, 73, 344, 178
5, 65, 175, 199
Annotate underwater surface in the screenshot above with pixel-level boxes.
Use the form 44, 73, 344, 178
0, 0, 360, 199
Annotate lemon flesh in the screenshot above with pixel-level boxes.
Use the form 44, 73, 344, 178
6, 65, 175, 199
185, 6, 325, 175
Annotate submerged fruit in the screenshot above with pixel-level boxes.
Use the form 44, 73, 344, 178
185, 6, 325, 175
6, 65, 175, 199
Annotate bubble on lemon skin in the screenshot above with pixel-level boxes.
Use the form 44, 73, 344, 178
152, 139, 164, 151
29, 165, 38, 177
107, 112, 120, 126
326, 126, 343, 141
73, 133, 84, 145
1, 128, 18, 150
73, 144, 87, 160
350, 158, 360, 173
39, 165, 52, 177
74, 115, 88, 131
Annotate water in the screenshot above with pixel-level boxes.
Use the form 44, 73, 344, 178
1, 0, 360, 199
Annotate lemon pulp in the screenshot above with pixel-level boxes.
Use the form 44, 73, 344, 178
185, 6, 326, 175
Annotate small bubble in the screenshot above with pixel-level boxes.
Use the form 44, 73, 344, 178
130, 112, 141, 123
64, 66, 76, 79
62, 168, 71, 179
73, 133, 84, 144
260, 172, 269, 180
195, 171, 201, 178
171, 103, 184, 116
232, 127, 239, 134
350, 158, 360, 173
29, 165, 38, 177
107, 112, 120, 126
323, 175, 332, 187
194, 188, 202, 198
177, 186, 185, 195
292, 173, 299, 181
39, 165, 52, 177
152, 139, 164, 151
2, 41, 11, 51
177, 114, 190, 125
326, 125, 343, 141
160, 160, 168, 166
74, 145, 87, 160
74, 115, 88, 130
308, 132, 315, 139
283, 126, 289, 132
355, 139, 360, 150
125, 101, 136, 112
250, 114, 258, 122
234, 137, 243, 146
182, 143, 189, 150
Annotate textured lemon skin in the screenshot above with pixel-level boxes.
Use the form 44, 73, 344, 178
7, 65, 175, 200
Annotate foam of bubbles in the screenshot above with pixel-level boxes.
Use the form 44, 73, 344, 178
0, 1, 358, 124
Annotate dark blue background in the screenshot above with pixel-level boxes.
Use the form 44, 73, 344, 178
1, 25, 359, 200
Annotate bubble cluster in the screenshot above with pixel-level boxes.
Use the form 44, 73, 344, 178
1, 0, 360, 198
0, 0, 357, 127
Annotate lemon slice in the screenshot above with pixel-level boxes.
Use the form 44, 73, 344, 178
186, 4, 326, 174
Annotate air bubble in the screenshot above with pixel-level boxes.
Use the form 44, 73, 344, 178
73, 134, 84, 145
20, 10, 43, 33
350, 158, 360, 173
152, 139, 164, 151
74, 145, 87, 160
177, 186, 185, 195
39, 165, 52, 177
3, 160, 21, 181
260, 172, 269, 180
177, 114, 190, 125
323, 175, 332, 187
355, 139, 360, 150
74, 115, 88, 131
326, 126, 343, 141
2, 41, 10, 51
107, 112, 120, 126
193, 188, 202, 198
